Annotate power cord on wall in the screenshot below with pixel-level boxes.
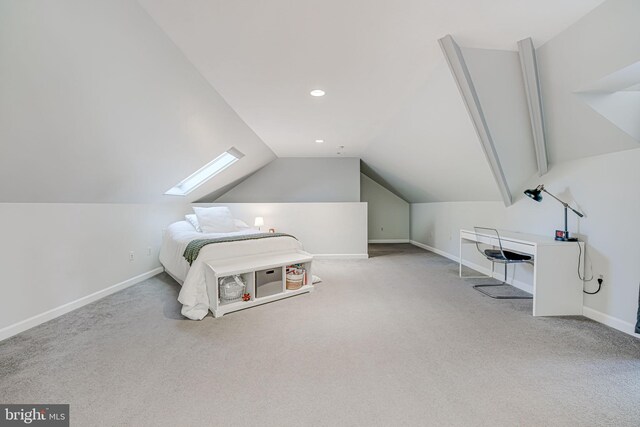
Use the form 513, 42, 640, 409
576, 241, 603, 295
584, 280, 603, 295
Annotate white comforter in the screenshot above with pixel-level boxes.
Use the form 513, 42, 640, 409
159, 221, 302, 320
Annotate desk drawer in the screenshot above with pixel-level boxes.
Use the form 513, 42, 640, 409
462, 233, 534, 256
503, 241, 535, 255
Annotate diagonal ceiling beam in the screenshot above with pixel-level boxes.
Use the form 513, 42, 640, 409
518, 37, 548, 176
438, 35, 512, 206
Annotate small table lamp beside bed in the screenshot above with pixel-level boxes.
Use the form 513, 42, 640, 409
159, 206, 314, 320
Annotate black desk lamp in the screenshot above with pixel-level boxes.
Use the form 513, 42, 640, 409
524, 185, 584, 241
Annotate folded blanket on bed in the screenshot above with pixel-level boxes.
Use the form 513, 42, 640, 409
183, 232, 297, 265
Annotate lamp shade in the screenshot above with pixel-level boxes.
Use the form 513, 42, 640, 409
254, 216, 264, 227
524, 186, 543, 202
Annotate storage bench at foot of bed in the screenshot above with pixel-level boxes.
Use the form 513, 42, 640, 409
204, 251, 314, 318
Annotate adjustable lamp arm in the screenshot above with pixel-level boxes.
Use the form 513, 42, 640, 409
540, 187, 584, 218
567, 205, 584, 218
524, 184, 584, 242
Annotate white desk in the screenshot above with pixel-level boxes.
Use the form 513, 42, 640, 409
459, 229, 584, 316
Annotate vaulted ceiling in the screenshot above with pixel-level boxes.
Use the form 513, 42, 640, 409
139, 0, 604, 158
6, 0, 635, 205
138, 0, 608, 202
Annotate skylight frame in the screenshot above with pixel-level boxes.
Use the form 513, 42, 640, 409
164, 147, 244, 196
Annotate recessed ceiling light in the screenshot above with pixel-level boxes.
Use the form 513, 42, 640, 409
310, 89, 325, 97
315, 139, 324, 143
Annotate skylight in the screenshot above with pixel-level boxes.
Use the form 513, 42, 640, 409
165, 147, 244, 196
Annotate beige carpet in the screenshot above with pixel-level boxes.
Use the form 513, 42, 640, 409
1, 244, 639, 426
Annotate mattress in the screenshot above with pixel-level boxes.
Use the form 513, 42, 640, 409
159, 220, 302, 320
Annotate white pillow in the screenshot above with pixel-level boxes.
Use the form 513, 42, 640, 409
185, 214, 248, 232
234, 219, 251, 229
193, 207, 237, 233
185, 214, 202, 232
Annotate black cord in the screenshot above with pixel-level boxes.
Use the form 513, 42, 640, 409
576, 241, 601, 294
584, 282, 602, 295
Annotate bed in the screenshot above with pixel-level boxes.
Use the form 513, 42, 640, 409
159, 220, 302, 320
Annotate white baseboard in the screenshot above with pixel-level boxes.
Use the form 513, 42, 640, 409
368, 239, 410, 244
0, 267, 163, 342
410, 240, 639, 338
410, 240, 458, 261
313, 254, 369, 260
583, 307, 639, 338
409, 240, 533, 294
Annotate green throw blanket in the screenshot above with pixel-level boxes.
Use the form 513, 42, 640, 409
183, 233, 297, 265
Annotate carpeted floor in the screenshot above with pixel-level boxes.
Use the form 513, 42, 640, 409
1, 244, 639, 426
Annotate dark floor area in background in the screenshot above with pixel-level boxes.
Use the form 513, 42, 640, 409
367, 242, 424, 257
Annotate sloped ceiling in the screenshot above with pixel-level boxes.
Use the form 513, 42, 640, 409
138, 0, 605, 203
460, 47, 538, 200
535, 0, 640, 164
361, 61, 501, 203
576, 91, 640, 143
1, 0, 618, 204
0, 0, 275, 203
139, 0, 603, 158
573, 59, 640, 143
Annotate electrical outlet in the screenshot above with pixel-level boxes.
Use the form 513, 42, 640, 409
129, 251, 135, 262
381, 227, 384, 231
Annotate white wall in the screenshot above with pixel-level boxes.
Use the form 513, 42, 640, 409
0, 203, 187, 340
0, 0, 275, 204
194, 203, 368, 258
211, 158, 361, 203
0, 0, 277, 340
410, 147, 640, 335
360, 174, 409, 242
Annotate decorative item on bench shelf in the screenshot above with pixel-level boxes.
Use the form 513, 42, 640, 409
286, 266, 306, 290
219, 275, 246, 302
